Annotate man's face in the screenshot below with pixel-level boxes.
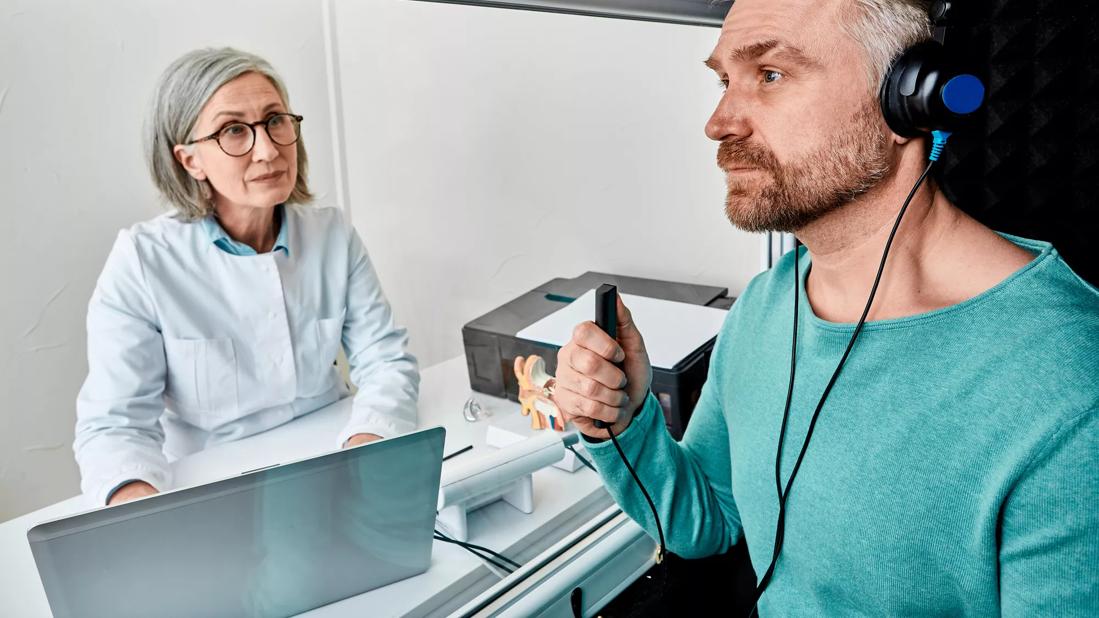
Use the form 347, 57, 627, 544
704, 0, 893, 233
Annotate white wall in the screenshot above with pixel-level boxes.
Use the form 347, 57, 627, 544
333, 0, 760, 368
1, 0, 761, 522
0, 0, 339, 521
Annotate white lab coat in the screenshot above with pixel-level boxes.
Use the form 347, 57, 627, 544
73, 204, 419, 506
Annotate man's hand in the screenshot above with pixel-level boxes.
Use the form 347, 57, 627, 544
343, 433, 383, 448
553, 296, 652, 439
107, 480, 159, 506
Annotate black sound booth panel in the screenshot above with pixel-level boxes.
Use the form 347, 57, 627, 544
940, 0, 1098, 286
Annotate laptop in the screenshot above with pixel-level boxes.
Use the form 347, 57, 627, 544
28, 427, 445, 618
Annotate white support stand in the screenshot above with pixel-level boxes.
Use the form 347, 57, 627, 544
485, 411, 588, 473
437, 431, 568, 542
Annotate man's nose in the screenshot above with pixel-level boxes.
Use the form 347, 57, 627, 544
705, 89, 751, 142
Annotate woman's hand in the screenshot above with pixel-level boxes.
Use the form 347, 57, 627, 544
107, 481, 159, 506
343, 433, 383, 448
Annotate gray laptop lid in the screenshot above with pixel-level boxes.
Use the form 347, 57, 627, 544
28, 427, 445, 618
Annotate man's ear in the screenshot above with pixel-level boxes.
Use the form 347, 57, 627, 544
879, 116, 914, 147
173, 144, 207, 181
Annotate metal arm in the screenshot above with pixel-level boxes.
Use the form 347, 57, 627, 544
408, 0, 730, 28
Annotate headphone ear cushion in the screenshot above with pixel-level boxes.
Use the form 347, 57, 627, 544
880, 42, 940, 138
880, 55, 912, 137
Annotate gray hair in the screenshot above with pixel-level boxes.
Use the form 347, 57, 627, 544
839, 1, 933, 91
715, 1, 933, 92
144, 47, 313, 220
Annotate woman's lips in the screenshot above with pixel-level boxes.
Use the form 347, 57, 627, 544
250, 171, 285, 182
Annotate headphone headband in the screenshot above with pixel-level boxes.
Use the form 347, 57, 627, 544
878, 0, 986, 137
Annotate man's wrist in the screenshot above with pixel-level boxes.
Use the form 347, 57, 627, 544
582, 399, 644, 444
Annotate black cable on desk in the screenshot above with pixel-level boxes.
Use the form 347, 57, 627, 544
433, 529, 521, 573
434, 534, 514, 574
566, 444, 597, 472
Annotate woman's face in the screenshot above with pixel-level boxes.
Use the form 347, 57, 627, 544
174, 71, 298, 215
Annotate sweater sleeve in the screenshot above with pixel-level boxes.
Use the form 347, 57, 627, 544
584, 331, 742, 559
999, 407, 1099, 616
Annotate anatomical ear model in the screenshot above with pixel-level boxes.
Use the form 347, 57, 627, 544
513, 355, 566, 431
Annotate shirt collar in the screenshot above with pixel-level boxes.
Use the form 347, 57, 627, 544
202, 205, 290, 256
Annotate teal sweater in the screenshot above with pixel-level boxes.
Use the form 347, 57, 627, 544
585, 236, 1099, 615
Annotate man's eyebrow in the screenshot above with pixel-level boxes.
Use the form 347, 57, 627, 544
705, 39, 822, 71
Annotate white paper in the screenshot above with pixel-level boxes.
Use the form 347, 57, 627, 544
516, 289, 728, 370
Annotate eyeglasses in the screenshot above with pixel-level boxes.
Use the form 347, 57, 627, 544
187, 113, 303, 157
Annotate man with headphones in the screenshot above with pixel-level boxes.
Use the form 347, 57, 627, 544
553, 0, 1098, 614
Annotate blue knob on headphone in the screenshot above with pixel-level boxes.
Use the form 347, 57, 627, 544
941, 74, 985, 115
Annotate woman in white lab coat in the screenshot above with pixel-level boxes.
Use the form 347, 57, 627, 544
73, 48, 419, 507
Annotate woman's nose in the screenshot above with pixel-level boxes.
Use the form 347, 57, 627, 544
251, 126, 280, 162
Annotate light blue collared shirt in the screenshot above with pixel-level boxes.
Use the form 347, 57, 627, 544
200, 204, 290, 256
74, 204, 420, 506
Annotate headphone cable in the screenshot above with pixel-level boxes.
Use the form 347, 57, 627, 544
749, 155, 939, 615
603, 424, 667, 564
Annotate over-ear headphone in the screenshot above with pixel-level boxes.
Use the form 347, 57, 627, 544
879, 0, 987, 137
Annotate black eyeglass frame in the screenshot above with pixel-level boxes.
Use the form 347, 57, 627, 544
186, 113, 304, 157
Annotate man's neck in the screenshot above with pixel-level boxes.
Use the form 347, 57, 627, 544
213, 202, 279, 254
795, 147, 1032, 323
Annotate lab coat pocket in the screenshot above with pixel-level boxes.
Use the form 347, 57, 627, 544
162, 336, 239, 421
300, 313, 345, 397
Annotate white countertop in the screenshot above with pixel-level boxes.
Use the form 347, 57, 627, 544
0, 356, 615, 617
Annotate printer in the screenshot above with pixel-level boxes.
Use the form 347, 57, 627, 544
462, 271, 734, 439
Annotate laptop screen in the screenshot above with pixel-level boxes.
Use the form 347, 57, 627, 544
28, 427, 445, 618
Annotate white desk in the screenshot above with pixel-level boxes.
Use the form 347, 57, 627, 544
0, 357, 654, 617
